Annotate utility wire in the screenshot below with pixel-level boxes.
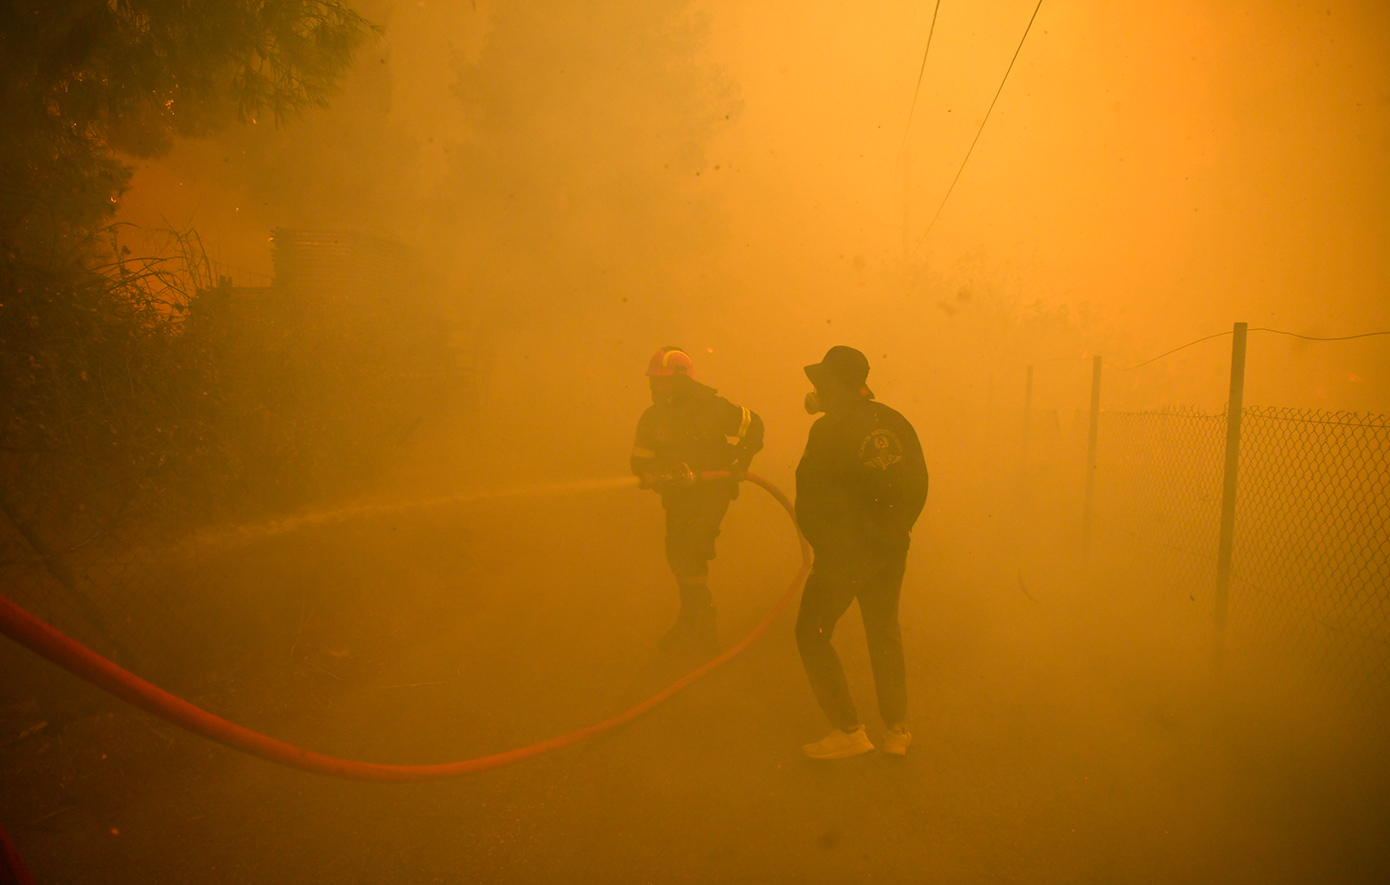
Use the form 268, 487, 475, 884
911, 0, 1044, 253
1250, 327, 1390, 343
1120, 327, 1390, 370
899, 0, 944, 156
1120, 331, 1235, 370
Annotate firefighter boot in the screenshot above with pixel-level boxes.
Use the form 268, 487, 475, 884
659, 581, 718, 658
658, 603, 717, 658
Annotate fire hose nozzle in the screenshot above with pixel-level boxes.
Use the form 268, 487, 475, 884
646, 463, 696, 492
669, 463, 696, 488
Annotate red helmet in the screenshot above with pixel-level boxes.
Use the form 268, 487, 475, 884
646, 347, 694, 377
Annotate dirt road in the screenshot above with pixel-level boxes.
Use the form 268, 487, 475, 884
3, 486, 1386, 882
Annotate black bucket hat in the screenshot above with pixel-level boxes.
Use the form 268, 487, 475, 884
804, 346, 872, 394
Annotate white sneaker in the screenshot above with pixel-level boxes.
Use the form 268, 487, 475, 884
882, 724, 912, 756
803, 725, 875, 760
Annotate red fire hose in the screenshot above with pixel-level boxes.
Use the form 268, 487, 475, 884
0, 822, 35, 885
0, 472, 810, 782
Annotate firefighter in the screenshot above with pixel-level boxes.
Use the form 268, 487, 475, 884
631, 347, 764, 657
794, 346, 928, 759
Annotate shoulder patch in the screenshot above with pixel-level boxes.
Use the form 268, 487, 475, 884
859, 428, 904, 470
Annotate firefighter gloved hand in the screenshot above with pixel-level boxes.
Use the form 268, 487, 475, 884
730, 463, 749, 483
653, 463, 696, 493
638, 473, 657, 491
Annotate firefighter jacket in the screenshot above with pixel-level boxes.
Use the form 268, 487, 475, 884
630, 376, 764, 486
795, 397, 928, 557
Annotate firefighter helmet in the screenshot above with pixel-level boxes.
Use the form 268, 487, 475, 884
646, 347, 694, 377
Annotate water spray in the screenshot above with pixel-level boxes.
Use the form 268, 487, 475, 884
0, 472, 810, 782
189, 475, 644, 555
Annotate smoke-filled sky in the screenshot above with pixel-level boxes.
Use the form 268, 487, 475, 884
22, 7, 1381, 879
115, 0, 1390, 425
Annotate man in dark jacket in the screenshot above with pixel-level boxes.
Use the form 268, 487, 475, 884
795, 346, 928, 759
632, 347, 765, 656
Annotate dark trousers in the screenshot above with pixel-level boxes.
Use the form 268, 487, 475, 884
795, 549, 908, 730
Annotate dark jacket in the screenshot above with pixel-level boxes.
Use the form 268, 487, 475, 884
795, 397, 928, 556
631, 376, 765, 483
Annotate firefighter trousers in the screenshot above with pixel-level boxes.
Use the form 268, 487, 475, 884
662, 485, 733, 584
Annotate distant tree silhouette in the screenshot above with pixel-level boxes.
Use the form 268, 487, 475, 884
0, 0, 373, 259
0, 1, 375, 537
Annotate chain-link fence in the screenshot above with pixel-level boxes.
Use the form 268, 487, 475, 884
1093, 407, 1227, 595
1088, 403, 1390, 714
1229, 408, 1390, 709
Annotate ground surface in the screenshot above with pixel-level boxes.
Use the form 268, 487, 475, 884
3, 482, 1388, 883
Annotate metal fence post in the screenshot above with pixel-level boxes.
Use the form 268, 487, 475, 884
1214, 322, 1248, 663
986, 372, 995, 435
1082, 355, 1102, 551
1020, 364, 1034, 501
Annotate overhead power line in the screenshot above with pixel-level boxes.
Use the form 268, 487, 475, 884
899, 0, 944, 156
1120, 331, 1234, 370
1120, 327, 1390, 370
912, 0, 1044, 253
1253, 328, 1390, 343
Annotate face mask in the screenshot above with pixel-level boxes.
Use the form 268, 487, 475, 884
650, 378, 674, 405
804, 391, 824, 415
